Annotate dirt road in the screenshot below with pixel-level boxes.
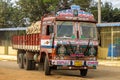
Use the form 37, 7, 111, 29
0, 60, 120, 80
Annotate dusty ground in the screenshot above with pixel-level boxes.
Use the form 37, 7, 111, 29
0, 60, 120, 80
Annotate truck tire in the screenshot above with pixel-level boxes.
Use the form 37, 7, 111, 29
31, 60, 36, 70
80, 69, 88, 76
44, 56, 51, 75
38, 63, 44, 71
23, 54, 32, 70
18, 53, 24, 69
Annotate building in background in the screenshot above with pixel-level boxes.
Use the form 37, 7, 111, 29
0, 27, 26, 55
97, 22, 120, 59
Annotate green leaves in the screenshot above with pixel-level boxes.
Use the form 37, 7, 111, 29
0, 0, 93, 28
91, 2, 120, 22
0, 0, 25, 28
1, 0, 120, 28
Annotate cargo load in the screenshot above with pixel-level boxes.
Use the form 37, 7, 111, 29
26, 21, 41, 34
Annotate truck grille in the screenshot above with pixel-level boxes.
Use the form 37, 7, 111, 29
56, 44, 97, 56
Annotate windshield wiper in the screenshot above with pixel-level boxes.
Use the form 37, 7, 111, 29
84, 39, 91, 55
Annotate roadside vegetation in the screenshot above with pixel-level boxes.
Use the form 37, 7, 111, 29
0, 0, 120, 28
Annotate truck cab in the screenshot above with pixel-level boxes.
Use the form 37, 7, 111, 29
40, 5, 98, 76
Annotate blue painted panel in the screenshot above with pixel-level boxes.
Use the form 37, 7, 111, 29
108, 44, 120, 57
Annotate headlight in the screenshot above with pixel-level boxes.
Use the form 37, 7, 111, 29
89, 46, 96, 56
57, 45, 66, 59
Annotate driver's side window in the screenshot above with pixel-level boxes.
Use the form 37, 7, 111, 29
46, 25, 54, 35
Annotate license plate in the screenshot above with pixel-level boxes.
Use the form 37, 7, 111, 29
57, 60, 70, 65
52, 60, 70, 65
74, 61, 83, 66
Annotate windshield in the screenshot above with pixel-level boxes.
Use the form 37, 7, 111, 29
80, 22, 97, 39
57, 21, 73, 38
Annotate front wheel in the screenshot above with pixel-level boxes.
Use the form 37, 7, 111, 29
44, 56, 51, 75
80, 69, 88, 76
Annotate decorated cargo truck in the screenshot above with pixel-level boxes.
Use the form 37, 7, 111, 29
12, 5, 98, 76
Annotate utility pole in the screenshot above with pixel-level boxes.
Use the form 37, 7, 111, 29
98, 0, 101, 23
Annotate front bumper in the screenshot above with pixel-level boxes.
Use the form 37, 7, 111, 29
51, 60, 98, 70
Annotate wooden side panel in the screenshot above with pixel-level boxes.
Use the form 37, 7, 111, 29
12, 33, 41, 51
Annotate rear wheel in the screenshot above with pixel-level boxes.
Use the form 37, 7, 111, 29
23, 54, 32, 70
80, 69, 88, 76
18, 53, 24, 69
31, 60, 36, 70
44, 56, 51, 75
38, 62, 44, 71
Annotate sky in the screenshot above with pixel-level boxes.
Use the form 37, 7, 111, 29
95, 0, 120, 8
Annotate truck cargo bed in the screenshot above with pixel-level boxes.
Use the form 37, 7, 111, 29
12, 33, 40, 51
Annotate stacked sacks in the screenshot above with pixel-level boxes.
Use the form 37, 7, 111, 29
33, 21, 41, 34
26, 23, 34, 34
26, 21, 41, 34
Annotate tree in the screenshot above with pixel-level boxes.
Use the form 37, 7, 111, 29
0, 0, 11, 28
101, 2, 113, 22
0, 0, 94, 28
112, 8, 120, 22
1, 0, 120, 28
90, 1, 120, 22
0, 0, 26, 28
16, 0, 93, 22
17, 0, 59, 22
